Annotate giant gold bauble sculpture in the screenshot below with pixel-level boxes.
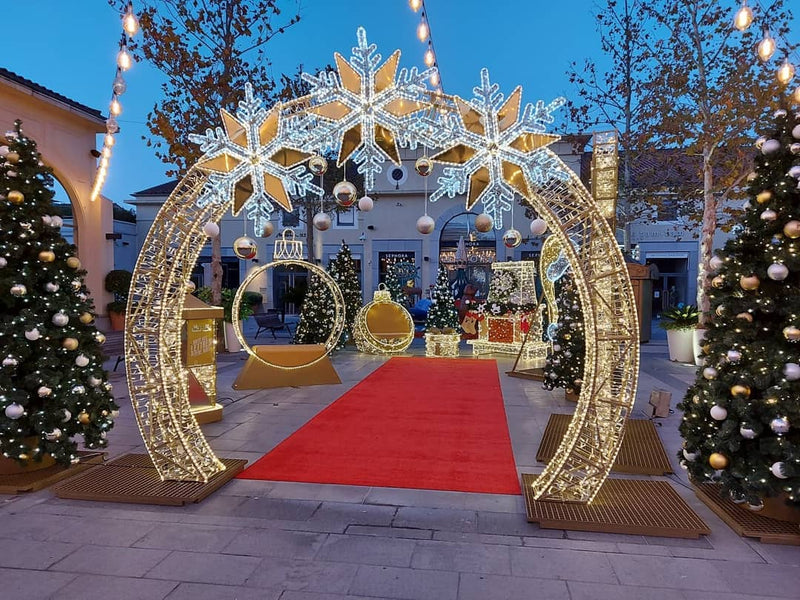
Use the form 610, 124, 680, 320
125, 28, 639, 502
354, 285, 414, 354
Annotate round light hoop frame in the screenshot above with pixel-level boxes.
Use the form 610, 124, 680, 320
231, 259, 346, 370
353, 295, 415, 355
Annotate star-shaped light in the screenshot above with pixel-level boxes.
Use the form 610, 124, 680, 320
189, 83, 321, 229
429, 69, 565, 229
298, 27, 434, 190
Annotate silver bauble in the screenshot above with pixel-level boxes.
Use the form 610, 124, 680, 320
51, 312, 69, 327
24, 328, 41, 341
771, 462, 788, 479
784, 362, 800, 380
726, 349, 742, 363
75, 354, 90, 367
37, 386, 52, 398
702, 367, 718, 380
529, 218, 547, 236
4, 403, 24, 419
710, 405, 728, 421
761, 139, 781, 154
202, 221, 220, 238
767, 263, 789, 281
770, 416, 790, 435
313, 212, 332, 231
739, 425, 757, 439
358, 195, 374, 212
416, 215, 435, 235
10, 284, 26, 297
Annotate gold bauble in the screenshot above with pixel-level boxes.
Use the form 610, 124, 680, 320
414, 156, 433, 177
261, 221, 275, 238
66, 257, 81, 269
783, 220, 800, 239
731, 384, 751, 398
18, 453, 29, 461
5, 151, 19, 164
474, 213, 493, 233
711, 276, 725, 289
739, 274, 760, 290
7, 190, 24, 205
307, 154, 328, 176
783, 326, 800, 342
62, 338, 79, 351
736, 312, 753, 322
38, 250, 55, 263
79, 312, 94, 324
78, 411, 91, 425
756, 190, 772, 204
715, 305, 726, 317
95, 332, 106, 344
709, 452, 729, 469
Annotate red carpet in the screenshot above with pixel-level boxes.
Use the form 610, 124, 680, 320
238, 357, 520, 494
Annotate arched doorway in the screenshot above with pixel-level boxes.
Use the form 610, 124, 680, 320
438, 212, 496, 300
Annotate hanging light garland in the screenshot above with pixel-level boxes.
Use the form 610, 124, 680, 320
90, 2, 139, 201
409, 0, 442, 90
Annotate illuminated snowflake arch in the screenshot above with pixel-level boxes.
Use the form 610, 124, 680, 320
125, 28, 639, 504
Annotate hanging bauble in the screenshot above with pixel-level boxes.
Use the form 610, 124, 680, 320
756, 190, 772, 204
50, 216, 63, 228
75, 354, 90, 367
308, 154, 328, 176
37, 386, 52, 398
709, 255, 723, 271
51, 311, 69, 327
202, 221, 220, 238
24, 328, 41, 341
232, 236, 257, 260
0, 257, 6, 268
66, 257, 81, 269
726, 349, 741, 363
71, 280, 82, 291
38, 250, 56, 262
783, 220, 800, 238
62, 338, 79, 351
72, 385, 86, 395
4, 403, 24, 419
775, 109, 788, 118
61, 409, 71, 423
790, 143, 800, 154
771, 462, 788, 479
260, 221, 275, 238
783, 326, 800, 342
529, 218, 547, 236
5, 151, 19, 163
783, 362, 800, 380
739, 274, 759, 290
709, 453, 729, 469
2, 356, 18, 367
45, 282, 59, 293
682, 449, 699, 461
715, 305, 726, 317
10, 284, 26, 297
760, 209, 777, 221
731, 384, 751, 398
78, 411, 91, 425
747, 500, 764, 512
416, 215, 435, 235
79, 312, 93, 324
702, 367, 718, 380
767, 263, 789, 281
474, 213, 493, 232
711, 276, 724, 288
739, 425, 757, 439
95, 332, 106, 344
45, 428, 62, 441
0, 145, 7, 157
710, 405, 728, 420
793, 124, 800, 139
761, 139, 781, 154
502, 228, 522, 248
414, 156, 433, 176
788, 165, 800, 179
7, 190, 23, 205
736, 312, 753, 322
313, 212, 332, 231
333, 180, 357, 207
755, 136, 766, 148
358, 195, 374, 212
770, 416, 790, 435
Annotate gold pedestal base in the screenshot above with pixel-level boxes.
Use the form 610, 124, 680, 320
233, 344, 341, 390
191, 403, 224, 424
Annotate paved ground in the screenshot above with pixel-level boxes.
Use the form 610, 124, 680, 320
1, 327, 798, 600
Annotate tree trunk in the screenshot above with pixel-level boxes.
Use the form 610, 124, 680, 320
697, 150, 716, 325
305, 206, 315, 263
211, 226, 223, 306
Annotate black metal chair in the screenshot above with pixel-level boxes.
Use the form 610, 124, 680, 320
253, 306, 292, 339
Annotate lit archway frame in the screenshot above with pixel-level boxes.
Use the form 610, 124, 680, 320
125, 28, 638, 502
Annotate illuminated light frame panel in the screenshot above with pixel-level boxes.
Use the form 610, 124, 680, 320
125, 33, 639, 502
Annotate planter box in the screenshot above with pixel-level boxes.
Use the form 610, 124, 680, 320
666, 329, 695, 363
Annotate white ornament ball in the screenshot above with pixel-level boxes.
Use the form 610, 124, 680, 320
37, 386, 52, 398
202, 221, 220, 238
10, 284, 26, 297
739, 425, 757, 439
61, 409, 72, 423
25, 328, 41, 341
771, 416, 790, 435
529, 218, 547, 236
474, 213, 493, 232
710, 405, 728, 421
45, 428, 62, 441
313, 212, 331, 231
416, 215, 435, 235
762, 139, 781, 154
357, 195, 374, 212
784, 363, 800, 381
682, 448, 699, 461
727, 350, 742, 363
793, 124, 800, 139
767, 263, 789, 281
88, 376, 102, 387
72, 385, 85, 395
41, 215, 52, 226
774, 109, 788, 118
791, 143, 800, 155
789, 165, 800, 179
4, 403, 24, 419
702, 367, 718, 380
50, 215, 63, 228
771, 462, 788, 479
0, 145, 7, 157
51, 311, 69, 327
75, 354, 90, 367
0, 257, 6, 268
709, 255, 724, 271
760, 209, 777, 221
2, 356, 18, 367
45, 282, 59, 293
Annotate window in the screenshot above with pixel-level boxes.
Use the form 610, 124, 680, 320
657, 196, 679, 221
281, 208, 300, 228
334, 207, 357, 228
379, 251, 415, 285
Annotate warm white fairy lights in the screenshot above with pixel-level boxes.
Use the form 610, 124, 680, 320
409, 0, 443, 90
90, 2, 138, 201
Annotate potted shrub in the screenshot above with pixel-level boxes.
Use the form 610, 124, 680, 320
220, 288, 258, 352
660, 304, 699, 363
104, 269, 132, 331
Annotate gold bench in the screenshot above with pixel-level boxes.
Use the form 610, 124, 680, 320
232, 344, 341, 390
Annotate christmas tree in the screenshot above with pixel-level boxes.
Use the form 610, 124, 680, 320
426, 265, 460, 331
293, 271, 339, 346
678, 108, 800, 509
328, 241, 362, 347
384, 263, 403, 303
0, 121, 118, 465
543, 276, 585, 395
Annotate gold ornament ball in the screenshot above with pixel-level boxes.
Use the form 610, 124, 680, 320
711, 276, 725, 289
7, 190, 24, 205
333, 180, 357, 207
261, 221, 275, 238
503, 228, 523, 248
18, 453, 29, 461
474, 213, 493, 233
709, 452, 729, 469
79, 312, 94, 324
232, 236, 257, 260
5, 151, 19, 163
38, 250, 55, 263
78, 411, 91, 425
783, 326, 800, 342
783, 220, 800, 239
62, 337, 79, 351
307, 154, 328, 176
414, 156, 433, 177
731, 384, 751, 398
756, 190, 772, 204
95, 332, 106, 344
739, 274, 760, 290
66, 257, 81, 269
736, 312, 753, 322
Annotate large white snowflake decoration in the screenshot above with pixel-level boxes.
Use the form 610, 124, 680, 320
296, 27, 435, 191
189, 83, 321, 228
429, 69, 567, 229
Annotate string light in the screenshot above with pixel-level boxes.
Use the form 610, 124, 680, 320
417, 19, 429, 42
777, 58, 795, 85
733, 0, 754, 31
733, 3, 798, 90
757, 29, 776, 61
409, 0, 443, 91
409, 0, 422, 11
122, 2, 139, 36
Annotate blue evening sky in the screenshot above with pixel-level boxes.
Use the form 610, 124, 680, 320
0, 1, 795, 207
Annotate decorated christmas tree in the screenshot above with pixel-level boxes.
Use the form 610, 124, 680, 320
0, 121, 118, 466
678, 109, 800, 509
384, 262, 404, 303
543, 276, 585, 395
293, 271, 338, 346
426, 265, 460, 331
329, 241, 362, 347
